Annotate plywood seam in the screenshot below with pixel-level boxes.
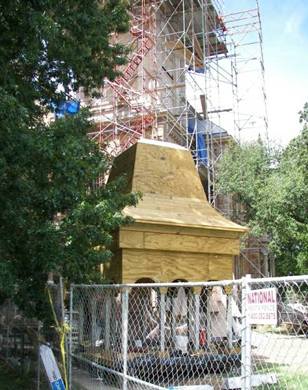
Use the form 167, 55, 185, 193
122, 229, 238, 241
122, 247, 236, 258
121, 224, 241, 238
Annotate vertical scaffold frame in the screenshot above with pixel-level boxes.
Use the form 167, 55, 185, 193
82, 0, 268, 208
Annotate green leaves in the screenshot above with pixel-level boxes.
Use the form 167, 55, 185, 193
0, 0, 129, 107
217, 140, 277, 222
0, 105, 138, 318
217, 109, 308, 275
0, 1, 134, 320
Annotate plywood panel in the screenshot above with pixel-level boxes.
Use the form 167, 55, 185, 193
209, 255, 233, 280
122, 249, 162, 283
109, 141, 247, 234
124, 193, 248, 233
144, 232, 239, 255
107, 141, 246, 284
122, 249, 210, 283
119, 230, 144, 249
132, 142, 206, 199
120, 229, 240, 255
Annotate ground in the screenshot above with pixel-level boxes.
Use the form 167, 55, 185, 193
252, 330, 308, 370
0, 361, 34, 390
252, 330, 308, 389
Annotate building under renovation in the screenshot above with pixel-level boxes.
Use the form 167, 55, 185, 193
80, 0, 271, 277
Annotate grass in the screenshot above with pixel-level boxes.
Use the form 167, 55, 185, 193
255, 362, 308, 389
259, 371, 308, 389
0, 360, 34, 390
272, 371, 308, 389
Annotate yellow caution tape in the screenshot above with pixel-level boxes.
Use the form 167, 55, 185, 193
47, 287, 70, 389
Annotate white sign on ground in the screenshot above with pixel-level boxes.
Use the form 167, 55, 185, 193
247, 287, 277, 325
224, 373, 277, 389
40, 344, 65, 390
171, 386, 213, 390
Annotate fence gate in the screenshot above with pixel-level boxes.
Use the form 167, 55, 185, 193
68, 276, 308, 390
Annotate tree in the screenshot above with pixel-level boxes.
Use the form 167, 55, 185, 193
217, 107, 308, 275
215, 138, 274, 223
0, 0, 129, 110
0, 0, 136, 320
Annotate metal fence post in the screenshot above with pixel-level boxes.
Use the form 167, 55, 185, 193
122, 288, 129, 390
37, 321, 42, 390
104, 290, 111, 351
193, 287, 201, 351
68, 285, 74, 390
241, 274, 252, 390
159, 288, 167, 352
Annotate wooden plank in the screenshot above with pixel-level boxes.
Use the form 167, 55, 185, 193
165, 40, 203, 67
193, 34, 204, 63
200, 94, 207, 117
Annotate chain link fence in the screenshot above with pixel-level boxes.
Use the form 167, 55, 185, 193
69, 276, 308, 390
0, 299, 46, 388
1, 276, 307, 389
0, 299, 40, 372
246, 276, 308, 390
0, 281, 65, 389
69, 280, 242, 389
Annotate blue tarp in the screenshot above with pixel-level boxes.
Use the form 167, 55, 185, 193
188, 118, 208, 166
54, 100, 80, 119
188, 117, 229, 167
187, 67, 205, 74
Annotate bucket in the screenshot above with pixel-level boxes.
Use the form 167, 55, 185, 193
175, 335, 188, 353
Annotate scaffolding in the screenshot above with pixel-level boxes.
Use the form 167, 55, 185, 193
82, 0, 268, 209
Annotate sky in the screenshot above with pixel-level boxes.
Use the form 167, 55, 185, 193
226, 0, 308, 146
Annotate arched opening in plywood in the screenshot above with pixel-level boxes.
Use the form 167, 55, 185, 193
135, 277, 156, 284
128, 278, 160, 350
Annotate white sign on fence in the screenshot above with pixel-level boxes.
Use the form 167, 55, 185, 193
247, 287, 277, 325
40, 345, 66, 390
